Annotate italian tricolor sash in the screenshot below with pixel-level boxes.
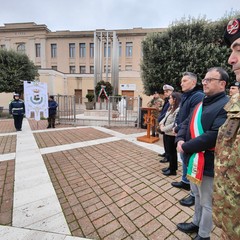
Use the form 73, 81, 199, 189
187, 102, 204, 185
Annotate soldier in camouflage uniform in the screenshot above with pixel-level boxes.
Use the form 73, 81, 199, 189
213, 18, 240, 240
147, 92, 164, 136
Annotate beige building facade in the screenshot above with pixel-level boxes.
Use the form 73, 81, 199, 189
0, 22, 165, 109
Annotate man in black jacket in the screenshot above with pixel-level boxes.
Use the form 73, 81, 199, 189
171, 72, 204, 207
47, 95, 58, 128
176, 67, 229, 240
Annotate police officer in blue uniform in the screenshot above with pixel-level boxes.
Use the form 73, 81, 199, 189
9, 93, 25, 131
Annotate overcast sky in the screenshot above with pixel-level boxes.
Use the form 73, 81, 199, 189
1, 0, 239, 31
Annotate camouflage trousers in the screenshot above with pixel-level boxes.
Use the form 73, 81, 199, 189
220, 231, 235, 240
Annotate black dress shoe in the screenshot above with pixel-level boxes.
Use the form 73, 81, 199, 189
194, 235, 210, 240
162, 167, 169, 172
179, 195, 195, 207
162, 170, 176, 176
177, 222, 199, 233
159, 157, 169, 163
158, 153, 166, 157
171, 181, 190, 191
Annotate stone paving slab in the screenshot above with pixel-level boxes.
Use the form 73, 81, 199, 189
43, 140, 221, 240
0, 225, 88, 240
13, 119, 71, 236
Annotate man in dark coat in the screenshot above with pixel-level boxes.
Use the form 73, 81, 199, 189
171, 72, 204, 207
176, 67, 229, 240
47, 95, 58, 128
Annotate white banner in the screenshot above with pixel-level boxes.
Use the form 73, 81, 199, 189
120, 84, 136, 90
24, 81, 48, 121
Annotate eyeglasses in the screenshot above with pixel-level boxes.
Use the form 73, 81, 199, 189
201, 78, 222, 84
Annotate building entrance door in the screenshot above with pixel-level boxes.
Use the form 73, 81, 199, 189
75, 89, 82, 103
121, 90, 134, 110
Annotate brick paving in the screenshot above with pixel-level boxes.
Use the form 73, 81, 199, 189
105, 126, 146, 135
0, 160, 15, 226
42, 139, 221, 240
28, 118, 71, 131
0, 135, 16, 154
34, 128, 113, 148
0, 119, 222, 239
0, 119, 16, 133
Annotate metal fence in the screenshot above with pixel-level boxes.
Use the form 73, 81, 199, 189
55, 95, 142, 127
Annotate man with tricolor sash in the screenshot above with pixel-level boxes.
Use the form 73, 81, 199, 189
213, 18, 240, 240
176, 67, 229, 240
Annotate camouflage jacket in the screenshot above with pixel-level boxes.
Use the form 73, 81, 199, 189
213, 93, 240, 240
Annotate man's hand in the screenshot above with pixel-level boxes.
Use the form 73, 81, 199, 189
177, 140, 185, 153
172, 126, 177, 134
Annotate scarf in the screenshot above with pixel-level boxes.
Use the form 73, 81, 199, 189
187, 102, 205, 185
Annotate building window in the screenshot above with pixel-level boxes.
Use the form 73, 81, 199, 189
70, 66, 75, 73
80, 66, 86, 74
90, 43, 94, 58
0, 45, 6, 49
69, 43, 75, 58
17, 43, 26, 54
51, 44, 57, 58
52, 66, 57, 70
90, 66, 94, 74
125, 65, 132, 71
104, 65, 111, 73
126, 42, 133, 57
119, 42, 122, 57
104, 43, 111, 57
119, 65, 121, 71
35, 43, 41, 57
79, 43, 86, 58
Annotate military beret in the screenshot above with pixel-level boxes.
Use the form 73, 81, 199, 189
229, 81, 240, 88
224, 18, 240, 47
163, 84, 174, 91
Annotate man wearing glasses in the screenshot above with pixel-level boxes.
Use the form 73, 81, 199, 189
213, 18, 240, 240
176, 67, 229, 240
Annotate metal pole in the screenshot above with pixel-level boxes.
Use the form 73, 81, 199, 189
94, 31, 98, 87
108, 98, 111, 127
100, 32, 103, 81
73, 95, 76, 126
112, 31, 119, 96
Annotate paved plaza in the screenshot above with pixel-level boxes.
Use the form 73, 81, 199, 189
0, 118, 222, 239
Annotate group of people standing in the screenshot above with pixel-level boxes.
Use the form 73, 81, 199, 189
9, 95, 58, 130
147, 18, 240, 240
